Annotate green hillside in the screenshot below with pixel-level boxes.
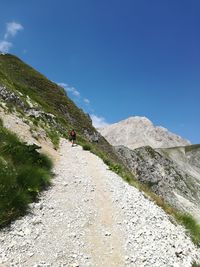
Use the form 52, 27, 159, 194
0, 54, 120, 163
0, 54, 92, 132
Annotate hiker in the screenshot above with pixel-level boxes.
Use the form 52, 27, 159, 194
69, 129, 76, 146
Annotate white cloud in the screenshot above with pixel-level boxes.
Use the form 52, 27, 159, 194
70, 87, 80, 97
4, 22, 24, 39
0, 40, 12, 54
84, 98, 90, 105
57, 82, 67, 87
90, 114, 109, 128
0, 21, 24, 54
57, 82, 80, 97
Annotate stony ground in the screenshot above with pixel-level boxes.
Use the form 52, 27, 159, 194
0, 139, 200, 267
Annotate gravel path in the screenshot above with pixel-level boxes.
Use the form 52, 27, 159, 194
0, 139, 200, 267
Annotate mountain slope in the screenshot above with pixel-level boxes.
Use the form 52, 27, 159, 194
115, 144, 200, 222
0, 54, 92, 133
99, 116, 190, 149
158, 144, 200, 178
0, 54, 120, 163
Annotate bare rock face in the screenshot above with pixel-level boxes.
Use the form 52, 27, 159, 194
115, 145, 200, 222
98, 116, 190, 149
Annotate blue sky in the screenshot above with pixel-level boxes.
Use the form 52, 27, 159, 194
0, 0, 199, 143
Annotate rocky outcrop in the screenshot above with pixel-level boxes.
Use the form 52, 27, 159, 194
99, 116, 190, 149
115, 145, 200, 221
0, 85, 101, 143
158, 145, 200, 178
0, 85, 26, 109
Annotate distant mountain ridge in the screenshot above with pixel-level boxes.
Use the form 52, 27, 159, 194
98, 116, 191, 149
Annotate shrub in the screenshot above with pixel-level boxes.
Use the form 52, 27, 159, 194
82, 144, 92, 151
109, 163, 123, 175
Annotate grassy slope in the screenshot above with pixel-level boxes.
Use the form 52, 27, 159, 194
0, 54, 90, 131
0, 54, 120, 163
0, 118, 53, 227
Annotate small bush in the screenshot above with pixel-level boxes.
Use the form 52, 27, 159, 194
82, 144, 92, 151
109, 163, 123, 174
103, 158, 111, 166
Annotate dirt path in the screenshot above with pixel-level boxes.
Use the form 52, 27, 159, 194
0, 139, 200, 267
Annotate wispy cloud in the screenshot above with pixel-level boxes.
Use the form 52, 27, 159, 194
0, 21, 24, 54
83, 98, 90, 105
0, 41, 12, 54
57, 82, 80, 97
57, 83, 108, 128
90, 114, 109, 128
4, 22, 24, 39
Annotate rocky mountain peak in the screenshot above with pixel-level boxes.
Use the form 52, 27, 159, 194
122, 116, 153, 126
98, 116, 191, 149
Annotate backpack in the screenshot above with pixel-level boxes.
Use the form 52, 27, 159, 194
71, 131, 76, 137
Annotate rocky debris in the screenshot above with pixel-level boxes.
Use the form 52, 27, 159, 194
83, 129, 101, 142
98, 116, 191, 149
26, 109, 57, 124
0, 85, 53, 121
0, 85, 66, 134
0, 140, 200, 266
0, 85, 26, 109
115, 145, 200, 221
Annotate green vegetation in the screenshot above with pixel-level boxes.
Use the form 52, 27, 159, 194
192, 262, 200, 267
0, 54, 92, 133
46, 129, 60, 149
0, 119, 53, 227
82, 144, 92, 151
185, 144, 200, 153
175, 213, 200, 245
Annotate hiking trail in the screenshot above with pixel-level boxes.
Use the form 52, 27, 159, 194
0, 139, 200, 267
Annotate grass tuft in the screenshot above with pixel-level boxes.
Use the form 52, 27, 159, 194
175, 212, 200, 246
46, 129, 60, 149
82, 144, 92, 151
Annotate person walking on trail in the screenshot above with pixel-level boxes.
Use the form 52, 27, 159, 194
69, 129, 76, 147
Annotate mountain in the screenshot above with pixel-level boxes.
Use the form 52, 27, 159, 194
99, 116, 200, 221
98, 116, 191, 149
